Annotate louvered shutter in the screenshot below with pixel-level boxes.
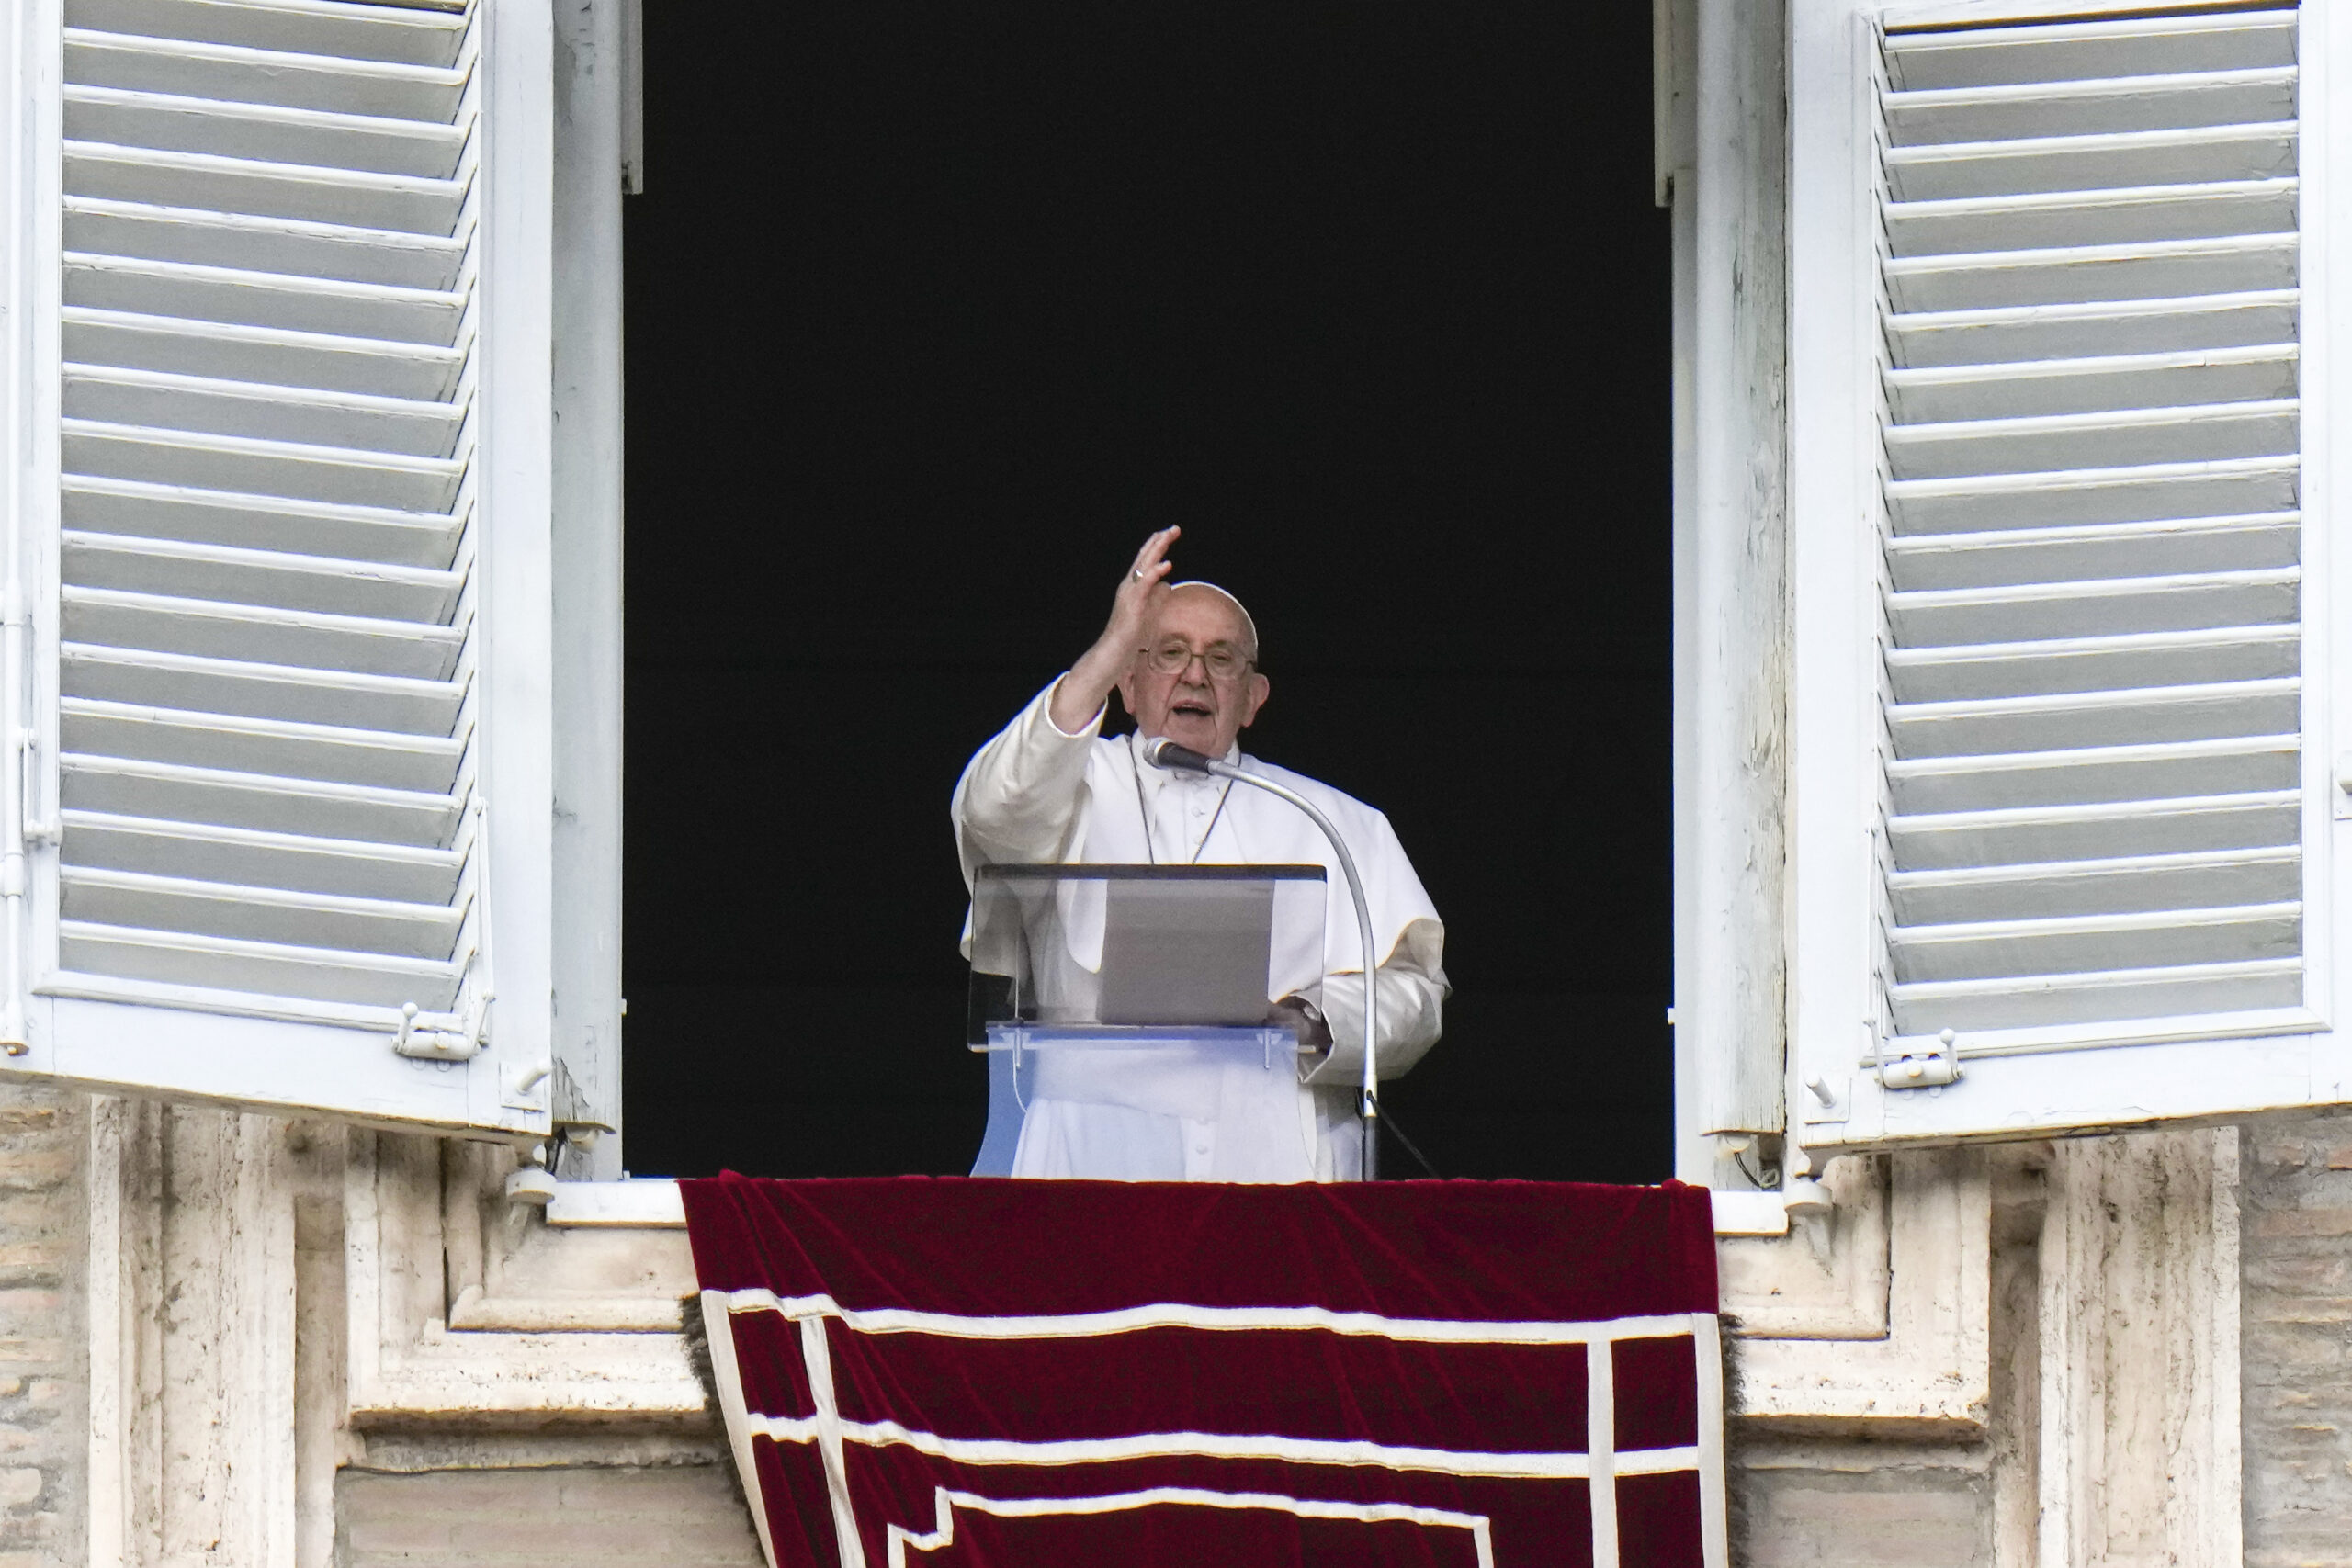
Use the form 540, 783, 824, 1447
1790, 1, 2352, 1148
0, 0, 557, 1134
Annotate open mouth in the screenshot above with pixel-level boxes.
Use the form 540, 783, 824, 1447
1170, 699, 1214, 721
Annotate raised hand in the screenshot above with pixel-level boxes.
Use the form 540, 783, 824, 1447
1051, 527, 1179, 733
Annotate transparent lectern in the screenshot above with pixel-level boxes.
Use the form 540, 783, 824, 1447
967, 863, 1330, 1180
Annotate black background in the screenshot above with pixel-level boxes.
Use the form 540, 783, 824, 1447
618, 2, 1671, 1182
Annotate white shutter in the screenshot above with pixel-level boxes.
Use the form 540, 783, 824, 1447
0, 0, 556, 1134
1790, 1, 2352, 1148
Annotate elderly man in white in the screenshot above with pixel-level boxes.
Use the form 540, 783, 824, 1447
954, 526, 1447, 1180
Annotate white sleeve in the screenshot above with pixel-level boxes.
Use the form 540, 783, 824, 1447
1295, 925, 1448, 1083
952, 677, 1104, 874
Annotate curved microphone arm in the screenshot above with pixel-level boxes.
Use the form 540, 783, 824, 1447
1137, 737, 1382, 1180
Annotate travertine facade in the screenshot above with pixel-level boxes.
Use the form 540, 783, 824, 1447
0, 1089, 81, 1568
2243, 1117, 2352, 1568
0, 1088, 2334, 1562
0, 1080, 762, 1565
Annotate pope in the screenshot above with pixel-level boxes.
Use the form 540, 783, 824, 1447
953, 526, 1448, 1180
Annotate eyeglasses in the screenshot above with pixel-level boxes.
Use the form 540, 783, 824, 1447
1141, 640, 1253, 681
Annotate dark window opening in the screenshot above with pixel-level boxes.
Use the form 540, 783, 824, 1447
621, 1, 1670, 1182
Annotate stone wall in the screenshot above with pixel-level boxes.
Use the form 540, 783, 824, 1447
0, 1085, 2333, 1565
0, 1085, 82, 1568
2242, 1113, 2352, 1568
338, 1464, 761, 1566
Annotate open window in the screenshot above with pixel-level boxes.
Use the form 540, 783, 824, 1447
1789, 0, 2352, 1149
0, 0, 574, 1136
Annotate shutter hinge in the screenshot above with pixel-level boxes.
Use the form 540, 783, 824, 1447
1879, 1028, 1962, 1090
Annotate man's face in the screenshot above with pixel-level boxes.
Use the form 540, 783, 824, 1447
1117, 587, 1271, 757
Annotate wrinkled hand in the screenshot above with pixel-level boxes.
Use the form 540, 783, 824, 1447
1050, 527, 1180, 733
1268, 996, 1331, 1050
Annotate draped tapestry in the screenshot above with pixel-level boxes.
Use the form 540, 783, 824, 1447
683, 1176, 1724, 1568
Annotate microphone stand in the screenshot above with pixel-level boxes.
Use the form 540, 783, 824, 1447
1145, 739, 1383, 1180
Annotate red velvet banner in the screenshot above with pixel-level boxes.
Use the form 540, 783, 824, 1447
682, 1176, 1724, 1568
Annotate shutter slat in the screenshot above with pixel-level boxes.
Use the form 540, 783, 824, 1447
62, 420, 463, 509
61, 642, 462, 733
1888, 959, 2301, 1034
65, 85, 468, 177
1886, 513, 2297, 590
62, 808, 461, 902
1887, 66, 2297, 146
58, 921, 462, 1009
1890, 290, 2298, 370
62, 697, 463, 792
1886, 454, 2299, 535
1886, 343, 2296, 423
63, 365, 464, 457
1887, 237, 2295, 312
63, 529, 460, 619
63, 586, 464, 680
65, 197, 466, 290
1884, 398, 2299, 480
1886, 122, 2297, 202
1889, 676, 2298, 758
65, 0, 470, 69
1889, 900, 2300, 983
1888, 788, 2299, 868
1887, 565, 2297, 643
62, 866, 463, 958
1890, 845, 2301, 924
64, 27, 467, 120
61, 751, 463, 846
1887, 177, 2298, 257
1883, 12, 2295, 91
65, 254, 465, 343
65, 308, 463, 400
1887, 626, 2298, 704
63, 142, 466, 233
63, 477, 462, 567
1889, 734, 2298, 813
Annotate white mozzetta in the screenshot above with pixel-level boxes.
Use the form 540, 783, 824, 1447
0, 0, 558, 1134
1787, 1, 2352, 1148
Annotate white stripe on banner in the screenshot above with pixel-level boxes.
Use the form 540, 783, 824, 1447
1694, 1313, 1729, 1568
801, 1314, 869, 1568
1586, 1338, 1618, 1568
714, 1290, 1708, 1346
740, 1410, 1702, 1483
884, 1485, 1499, 1568
699, 1291, 782, 1568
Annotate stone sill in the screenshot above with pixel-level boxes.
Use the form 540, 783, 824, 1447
546, 1177, 686, 1227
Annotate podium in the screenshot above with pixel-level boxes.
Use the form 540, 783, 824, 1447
967, 863, 1332, 1180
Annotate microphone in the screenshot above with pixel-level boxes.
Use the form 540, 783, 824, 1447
1134, 728, 1386, 1180
1139, 735, 1216, 773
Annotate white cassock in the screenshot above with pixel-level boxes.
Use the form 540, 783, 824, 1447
954, 679, 1448, 1181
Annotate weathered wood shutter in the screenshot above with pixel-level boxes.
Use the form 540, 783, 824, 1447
1, 0, 554, 1134
1791, 1, 2352, 1147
